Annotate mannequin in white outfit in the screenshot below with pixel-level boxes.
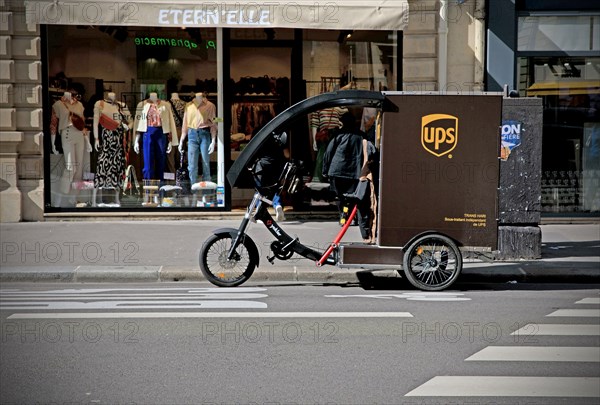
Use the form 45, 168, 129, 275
50, 89, 93, 207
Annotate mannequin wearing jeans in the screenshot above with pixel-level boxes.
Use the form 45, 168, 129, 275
133, 92, 178, 180
179, 93, 217, 184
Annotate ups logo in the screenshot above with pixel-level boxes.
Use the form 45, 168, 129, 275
421, 114, 459, 157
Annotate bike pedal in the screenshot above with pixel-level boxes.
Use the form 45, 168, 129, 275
267, 255, 275, 264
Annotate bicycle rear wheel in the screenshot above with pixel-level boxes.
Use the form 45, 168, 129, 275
402, 234, 462, 291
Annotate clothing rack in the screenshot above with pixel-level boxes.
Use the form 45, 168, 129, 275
231, 100, 281, 137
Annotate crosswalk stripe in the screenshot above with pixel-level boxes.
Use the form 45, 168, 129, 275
511, 324, 600, 336
576, 298, 600, 305
404, 376, 600, 397
547, 309, 600, 317
7, 311, 414, 319
0, 293, 269, 301
0, 287, 267, 295
465, 346, 600, 362
0, 300, 268, 310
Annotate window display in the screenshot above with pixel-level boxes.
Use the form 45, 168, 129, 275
46, 25, 219, 209
44, 26, 397, 211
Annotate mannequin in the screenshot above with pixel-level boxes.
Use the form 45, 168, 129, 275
132, 92, 179, 181
167, 92, 186, 174
50, 89, 92, 206
179, 92, 217, 185
92, 91, 131, 207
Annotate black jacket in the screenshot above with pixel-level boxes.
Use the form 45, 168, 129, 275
322, 129, 365, 180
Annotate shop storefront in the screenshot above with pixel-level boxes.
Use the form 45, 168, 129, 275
487, 0, 600, 215
15, 1, 407, 214
3, 1, 484, 222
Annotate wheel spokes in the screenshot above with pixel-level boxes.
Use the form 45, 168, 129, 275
409, 240, 458, 287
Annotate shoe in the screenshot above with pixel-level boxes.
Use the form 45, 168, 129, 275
275, 205, 285, 221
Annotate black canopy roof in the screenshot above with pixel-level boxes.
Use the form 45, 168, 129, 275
227, 90, 386, 188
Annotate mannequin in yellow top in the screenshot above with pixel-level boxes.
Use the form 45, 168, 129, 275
178, 92, 217, 184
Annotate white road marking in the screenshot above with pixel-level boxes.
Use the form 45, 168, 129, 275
0, 287, 267, 295
0, 287, 270, 311
325, 293, 471, 302
576, 298, 600, 305
0, 300, 267, 310
0, 293, 268, 300
7, 311, 414, 319
511, 324, 600, 336
404, 376, 600, 397
547, 309, 600, 317
465, 346, 600, 362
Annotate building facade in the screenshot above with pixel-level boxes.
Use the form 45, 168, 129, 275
2, 1, 493, 221
488, 0, 600, 216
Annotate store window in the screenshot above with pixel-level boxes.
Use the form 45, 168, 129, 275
45, 25, 220, 209
301, 30, 396, 209
224, 28, 397, 211
304, 30, 398, 97
518, 56, 600, 213
518, 15, 599, 52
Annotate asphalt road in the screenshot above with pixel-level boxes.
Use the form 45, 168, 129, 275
1, 282, 599, 404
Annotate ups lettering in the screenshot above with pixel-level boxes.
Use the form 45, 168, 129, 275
423, 127, 455, 150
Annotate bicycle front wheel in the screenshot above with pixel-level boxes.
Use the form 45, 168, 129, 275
199, 233, 258, 287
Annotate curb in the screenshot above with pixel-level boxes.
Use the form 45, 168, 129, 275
1, 265, 598, 285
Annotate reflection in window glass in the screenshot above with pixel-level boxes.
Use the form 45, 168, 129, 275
519, 56, 600, 213
303, 30, 397, 98
518, 16, 600, 52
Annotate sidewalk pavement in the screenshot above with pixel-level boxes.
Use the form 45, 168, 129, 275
0, 218, 598, 285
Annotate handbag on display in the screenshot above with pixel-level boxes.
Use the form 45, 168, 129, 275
54, 133, 64, 154
69, 112, 86, 131
175, 148, 191, 194
99, 113, 120, 131
121, 165, 142, 206
99, 100, 127, 131
62, 100, 86, 131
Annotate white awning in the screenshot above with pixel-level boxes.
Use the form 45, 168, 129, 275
25, 0, 409, 31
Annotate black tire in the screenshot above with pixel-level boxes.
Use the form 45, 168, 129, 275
199, 233, 258, 287
402, 234, 462, 291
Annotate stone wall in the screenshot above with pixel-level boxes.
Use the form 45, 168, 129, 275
497, 97, 544, 259
0, 1, 44, 222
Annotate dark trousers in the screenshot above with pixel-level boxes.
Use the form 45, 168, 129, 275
142, 126, 167, 180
